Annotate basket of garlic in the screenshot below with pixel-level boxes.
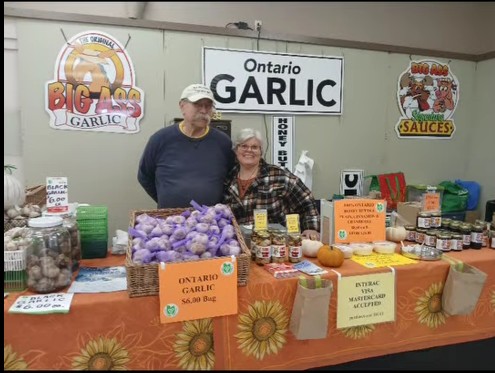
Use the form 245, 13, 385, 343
4, 227, 30, 291
4, 204, 42, 233
125, 201, 251, 298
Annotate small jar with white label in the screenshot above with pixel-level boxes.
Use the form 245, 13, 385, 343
287, 233, 302, 263
253, 230, 271, 265
270, 230, 287, 263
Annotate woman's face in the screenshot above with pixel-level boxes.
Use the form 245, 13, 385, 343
235, 138, 262, 167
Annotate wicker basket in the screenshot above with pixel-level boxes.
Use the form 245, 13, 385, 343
125, 207, 251, 298
25, 184, 47, 207
4, 218, 28, 233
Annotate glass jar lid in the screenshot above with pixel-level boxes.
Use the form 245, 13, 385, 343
28, 216, 63, 228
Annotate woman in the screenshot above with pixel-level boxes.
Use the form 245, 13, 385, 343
223, 128, 320, 239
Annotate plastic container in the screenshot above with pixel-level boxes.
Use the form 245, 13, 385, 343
26, 216, 72, 293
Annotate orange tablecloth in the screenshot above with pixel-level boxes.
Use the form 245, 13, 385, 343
4, 248, 495, 370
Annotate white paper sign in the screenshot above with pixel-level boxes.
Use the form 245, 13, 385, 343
46, 177, 69, 213
8, 293, 74, 315
272, 116, 294, 171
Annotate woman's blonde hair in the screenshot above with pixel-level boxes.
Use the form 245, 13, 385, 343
233, 128, 264, 150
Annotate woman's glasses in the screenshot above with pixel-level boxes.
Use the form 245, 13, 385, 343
238, 144, 261, 152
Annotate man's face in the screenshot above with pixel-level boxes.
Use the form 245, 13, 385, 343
180, 98, 214, 127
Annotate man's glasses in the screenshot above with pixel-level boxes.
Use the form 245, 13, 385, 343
238, 144, 261, 152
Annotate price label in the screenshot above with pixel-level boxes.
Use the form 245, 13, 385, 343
423, 192, 440, 212
253, 209, 268, 231
286, 214, 300, 234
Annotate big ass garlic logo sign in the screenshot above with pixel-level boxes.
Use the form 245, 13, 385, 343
396, 60, 459, 139
45, 31, 144, 133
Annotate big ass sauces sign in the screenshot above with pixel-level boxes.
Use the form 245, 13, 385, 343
45, 31, 145, 133
396, 60, 459, 139
203, 47, 343, 115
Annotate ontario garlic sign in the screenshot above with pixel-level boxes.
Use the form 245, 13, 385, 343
203, 47, 343, 115
396, 59, 459, 139
45, 31, 145, 133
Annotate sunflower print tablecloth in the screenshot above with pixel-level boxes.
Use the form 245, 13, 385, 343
4, 249, 495, 370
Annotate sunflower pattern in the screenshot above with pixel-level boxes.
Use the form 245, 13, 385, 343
235, 300, 289, 360
72, 337, 130, 370
173, 318, 215, 370
340, 324, 376, 340
4, 345, 28, 371
414, 282, 448, 328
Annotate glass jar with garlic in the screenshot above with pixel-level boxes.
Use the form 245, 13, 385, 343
43, 211, 81, 271
26, 216, 72, 293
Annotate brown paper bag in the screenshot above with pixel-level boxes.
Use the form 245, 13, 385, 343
290, 277, 333, 340
442, 262, 487, 315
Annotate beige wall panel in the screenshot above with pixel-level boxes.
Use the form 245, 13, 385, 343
13, 17, 495, 236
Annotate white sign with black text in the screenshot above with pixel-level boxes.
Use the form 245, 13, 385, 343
272, 117, 294, 172
46, 177, 69, 213
203, 47, 343, 115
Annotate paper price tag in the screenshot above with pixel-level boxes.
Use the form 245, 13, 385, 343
253, 209, 268, 231
423, 192, 440, 212
286, 214, 300, 234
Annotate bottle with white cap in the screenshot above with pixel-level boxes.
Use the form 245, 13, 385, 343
26, 216, 72, 293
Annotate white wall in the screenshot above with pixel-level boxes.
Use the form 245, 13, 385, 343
4, 17, 24, 184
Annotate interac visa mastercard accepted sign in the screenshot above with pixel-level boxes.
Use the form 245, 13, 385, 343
158, 257, 237, 324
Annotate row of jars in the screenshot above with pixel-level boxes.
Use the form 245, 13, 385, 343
250, 230, 303, 265
25, 213, 81, 294
405, 219, 490, 252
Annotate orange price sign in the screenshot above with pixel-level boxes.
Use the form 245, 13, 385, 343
423, 192, 440, 212
333, 199, 386, 243
158, 257, 238, 324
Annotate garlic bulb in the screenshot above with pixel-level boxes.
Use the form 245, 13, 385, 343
4, 173, 26, 209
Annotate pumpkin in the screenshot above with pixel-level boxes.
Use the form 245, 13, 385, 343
317, 245, 345, 268
4, 166, 26, 209
386, 226, 407, 242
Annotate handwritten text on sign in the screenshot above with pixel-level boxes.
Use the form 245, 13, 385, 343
333, 199, 386, 243
336, 272, 396, 328
46, 177, 69, 213
158, 257, 237, 324
9, 293, 74, 314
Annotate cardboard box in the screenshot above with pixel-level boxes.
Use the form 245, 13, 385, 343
320, 199, 334, 245
465, 210, 480, 224
397, 202, 422, 226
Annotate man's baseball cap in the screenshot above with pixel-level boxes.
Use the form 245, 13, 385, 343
180, 84, 215, 103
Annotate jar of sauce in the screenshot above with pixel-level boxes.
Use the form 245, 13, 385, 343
287, 233, 303, 263
417, 212, 431, 229
436, 232, 452, 252
470, 224, 484, 250
460, 223, 472, 249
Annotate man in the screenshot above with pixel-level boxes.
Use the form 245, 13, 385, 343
138, 84, 234, 208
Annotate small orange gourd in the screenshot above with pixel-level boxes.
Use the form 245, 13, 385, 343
317, 245, 345, 268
